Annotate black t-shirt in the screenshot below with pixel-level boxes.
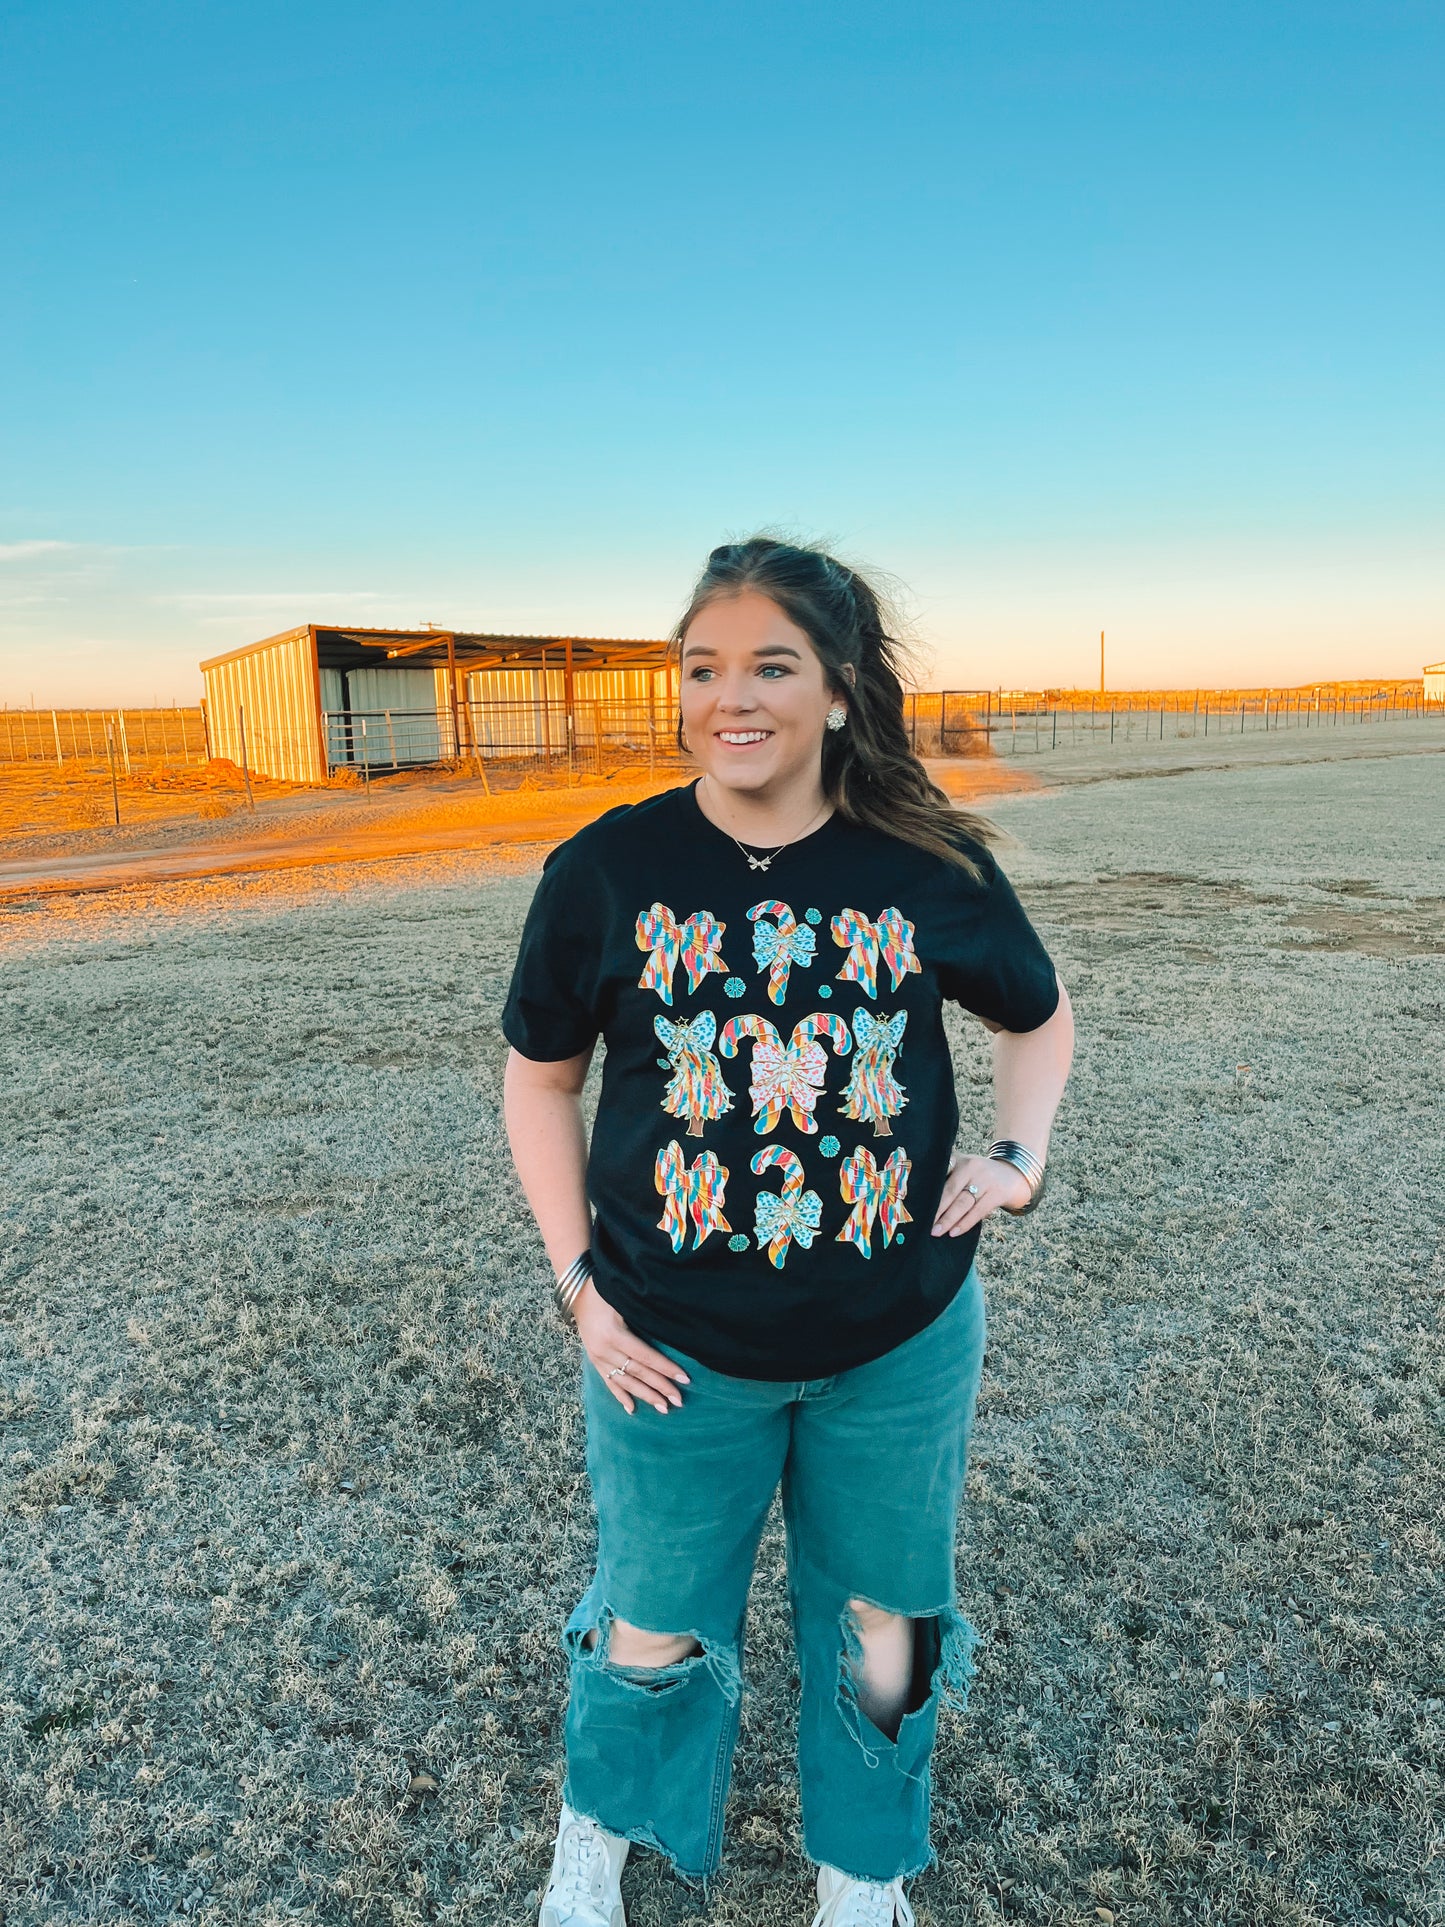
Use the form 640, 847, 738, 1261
502, 780, 1059, 1381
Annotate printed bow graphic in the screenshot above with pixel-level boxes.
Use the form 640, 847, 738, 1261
830, 906, 921, 998
654, 1009, 734, 1135
836, 1144, 913, 1259
748, 900, 816, 1004
654, 1140, 732, 1252
719, 1011, 852, 1134
635, 902, 729, 1005
750, 1144, 823, 1270
838, 1006, 908, 1135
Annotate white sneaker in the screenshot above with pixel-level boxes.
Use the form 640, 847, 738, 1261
810, 1862, 916, 1927
539, 1803, 630, 1927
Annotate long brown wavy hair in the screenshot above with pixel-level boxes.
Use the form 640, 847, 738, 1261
672, 536, 996, 880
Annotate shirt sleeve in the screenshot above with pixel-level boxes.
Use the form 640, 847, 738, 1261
932, 836, 1060, 1032
501, 836, 605, 1061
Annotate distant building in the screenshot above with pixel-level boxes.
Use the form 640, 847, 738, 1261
1425, 660, 1445, 705
199, 625, 673, 783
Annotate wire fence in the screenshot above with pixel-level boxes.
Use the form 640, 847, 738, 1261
0, 707, 207, 769
909, 687, 1442, 756
3, 688, 1438, 784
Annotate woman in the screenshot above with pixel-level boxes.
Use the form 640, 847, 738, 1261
502, 538, 1074, 1927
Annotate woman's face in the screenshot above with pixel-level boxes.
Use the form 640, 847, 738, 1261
678, 589, 842, 798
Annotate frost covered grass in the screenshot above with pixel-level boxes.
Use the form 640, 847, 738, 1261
1, 752, 1442, 1926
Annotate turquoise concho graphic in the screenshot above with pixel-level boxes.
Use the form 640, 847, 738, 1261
724, 976, 747, 998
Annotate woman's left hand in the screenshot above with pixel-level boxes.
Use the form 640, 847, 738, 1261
930, 1152, 1031, 1236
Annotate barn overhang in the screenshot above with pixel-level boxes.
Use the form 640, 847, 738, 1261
199, 625, 675, 781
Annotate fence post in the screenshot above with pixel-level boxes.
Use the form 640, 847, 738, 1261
1110, 708, 1115, 744
51, 709, 63, 767
237, 702, 256, 811
104, 722, 121, 825
118, 712, 132, 776
360, 717, 370, 795
385, 709, 398, 770
1052, 709, 1057, 750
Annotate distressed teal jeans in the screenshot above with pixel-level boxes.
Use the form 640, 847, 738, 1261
561, 1264, 987, 1885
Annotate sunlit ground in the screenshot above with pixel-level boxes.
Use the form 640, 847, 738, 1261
1, 739, 1441, 1926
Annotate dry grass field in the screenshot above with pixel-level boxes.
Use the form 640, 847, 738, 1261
1, 746, 1442, 1927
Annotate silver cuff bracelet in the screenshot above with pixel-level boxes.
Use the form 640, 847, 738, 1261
553, 1249, 594, 1321
987, 1139, 1047, 1214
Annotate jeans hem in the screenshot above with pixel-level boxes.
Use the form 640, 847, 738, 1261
561, 1792, 719, 1887
803, 1831, 936, 1885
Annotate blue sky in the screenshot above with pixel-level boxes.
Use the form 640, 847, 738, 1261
2, 0, 1441, 702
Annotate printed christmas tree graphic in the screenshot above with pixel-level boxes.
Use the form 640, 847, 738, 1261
654, 1141, 732, 1252
719, 1011, 852, 1134
654, 1009, 734, 1136
838, 1007, 908, 1134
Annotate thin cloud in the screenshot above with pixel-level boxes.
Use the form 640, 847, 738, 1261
161, 591, 385, 612
0, 540, 76, 563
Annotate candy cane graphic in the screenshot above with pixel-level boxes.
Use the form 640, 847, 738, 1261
749, 900, 816, 1004
831, 906, 920, 997
838, 1007, 908, 1134
750, 1144, 823, 1269
720, 1011, 852, 1133
635, 903, 729, 1005
654, 1009, 733, 1136
835, 1144, 913, 1259
654, 1140, 732, 1252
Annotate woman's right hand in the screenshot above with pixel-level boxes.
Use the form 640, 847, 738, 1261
573, 1279, 691, 1416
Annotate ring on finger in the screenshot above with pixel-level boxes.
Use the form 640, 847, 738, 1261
964, 1182, 981, 1198
606, 1358, 631, 1382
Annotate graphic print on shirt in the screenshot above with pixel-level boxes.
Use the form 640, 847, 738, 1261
838, 1007, 908, 1134
831, 906, 922, 998
719, 1011, 852, 1134
836, 1143, 913, 1258
750, 1144, 823, 1269
748, 900, 816, 1004
653, 1009, 734, 1135
655, 1140, 732, 1251
635, 903, 729, 1006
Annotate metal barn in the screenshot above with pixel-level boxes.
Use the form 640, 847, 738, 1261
1425, 660, 1445, 706
199, 626, 675, 783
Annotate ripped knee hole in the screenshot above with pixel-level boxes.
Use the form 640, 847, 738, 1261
583, 1618, 702, 1669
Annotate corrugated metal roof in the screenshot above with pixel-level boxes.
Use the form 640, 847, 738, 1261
201, 624, 672, 675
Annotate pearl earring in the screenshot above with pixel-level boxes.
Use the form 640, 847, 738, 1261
825, 706, 847, 731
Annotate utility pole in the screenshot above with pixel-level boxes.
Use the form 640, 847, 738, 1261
1099, 631, 1106, 694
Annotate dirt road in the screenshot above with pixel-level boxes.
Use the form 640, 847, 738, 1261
1, 716, 1440, 901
